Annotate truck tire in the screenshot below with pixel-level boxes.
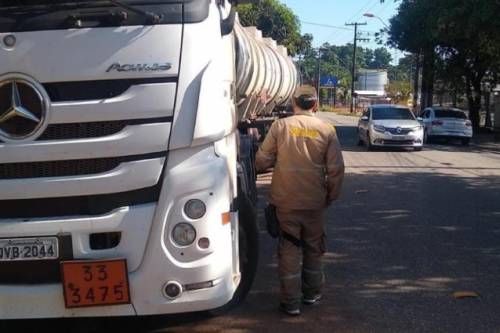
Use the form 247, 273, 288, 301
208, 194, 259, 315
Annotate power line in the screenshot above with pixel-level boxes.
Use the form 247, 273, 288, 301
301, 21, 354, 31
301, 20, 375, 33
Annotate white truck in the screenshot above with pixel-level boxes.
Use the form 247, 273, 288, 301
0, 0, 297, 319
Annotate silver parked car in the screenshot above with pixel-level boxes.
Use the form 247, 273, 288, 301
358, 105, 424, 151
421, 107, 473, 145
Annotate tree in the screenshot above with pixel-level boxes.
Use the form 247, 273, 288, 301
386, 0, 441, 112
237, 0, 305, 56
434, 0, 500, 127
370, 48, 392, 69
387, 0, 500, 127
386, 80, 412, 104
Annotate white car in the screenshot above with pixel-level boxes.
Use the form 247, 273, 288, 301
358, 105, 424, 151
421, 107, 473, 145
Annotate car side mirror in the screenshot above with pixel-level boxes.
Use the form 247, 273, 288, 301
361, 116, 369, 121
417, 117, 423, 122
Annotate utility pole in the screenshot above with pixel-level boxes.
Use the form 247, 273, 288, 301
316, 48, 322, 101
345, 22, 368, 113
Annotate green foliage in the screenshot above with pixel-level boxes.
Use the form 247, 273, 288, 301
386, 80, 411, 104
300, 43, 393, 85
370, 48, 392, 69
237, 0, 305, 56
388, 54, 413, 82
387, 0, 500, 126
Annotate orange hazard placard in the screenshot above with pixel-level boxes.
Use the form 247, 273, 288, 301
61, 259, 130, 308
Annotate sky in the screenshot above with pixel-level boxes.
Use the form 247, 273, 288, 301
279, 0, 403, 63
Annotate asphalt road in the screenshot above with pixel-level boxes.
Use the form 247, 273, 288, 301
3, 113, 500, 332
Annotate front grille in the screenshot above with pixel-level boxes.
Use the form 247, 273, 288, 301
0, 152, 166, 179
0, 180, 163, 219
0, 117, 172, 143
382, 140, 415, 145
39, 121, 128, 141
43, 77, 177, 102
386, 127, 412, 135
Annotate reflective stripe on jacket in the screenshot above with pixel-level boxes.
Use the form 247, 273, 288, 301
255, 111, 345, 210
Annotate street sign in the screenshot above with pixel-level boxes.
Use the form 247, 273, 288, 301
320, 76, 338, 87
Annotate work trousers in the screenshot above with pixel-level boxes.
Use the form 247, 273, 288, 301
276, 208, 326, 307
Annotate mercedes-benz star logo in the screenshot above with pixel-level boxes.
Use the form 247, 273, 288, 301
0, 75, 49, 142
0, 82, 41, 124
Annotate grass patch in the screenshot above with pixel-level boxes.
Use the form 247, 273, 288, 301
320, 106, 362, 117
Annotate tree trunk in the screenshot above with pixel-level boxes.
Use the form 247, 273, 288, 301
420, 49, 435, 112
452, 88, 457, 108
485, 88, 492, 128
466, 75, 481, 128
413, 52, 420, 113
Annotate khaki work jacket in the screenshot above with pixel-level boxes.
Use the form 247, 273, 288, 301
255, 111, 345, 210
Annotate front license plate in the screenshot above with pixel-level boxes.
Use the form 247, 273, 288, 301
61, 259, 131, 308
0, 237, 59, 261
392, 135, 409, 140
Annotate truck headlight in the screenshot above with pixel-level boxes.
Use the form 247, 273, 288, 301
172, 223, 197, 246
184, 199, 206, 220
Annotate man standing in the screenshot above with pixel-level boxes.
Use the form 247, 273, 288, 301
255, 85, 345, 316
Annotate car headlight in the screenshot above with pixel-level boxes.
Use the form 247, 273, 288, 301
172, 223, 197, 246
412, 125, 423, 131
373, 125, 386, 133
184, 199, 206, 219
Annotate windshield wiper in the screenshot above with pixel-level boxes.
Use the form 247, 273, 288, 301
106, 0, 163, 24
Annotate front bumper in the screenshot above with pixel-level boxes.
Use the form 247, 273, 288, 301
428, 127, 473, 138
0, 270, 235, 319
371, 130, 423, 147
0, 143, 239, 319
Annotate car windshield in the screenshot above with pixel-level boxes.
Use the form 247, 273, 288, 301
435, 109, 467, 119
372, 107, 415, 120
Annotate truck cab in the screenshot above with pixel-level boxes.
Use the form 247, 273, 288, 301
0, 0, 261, 319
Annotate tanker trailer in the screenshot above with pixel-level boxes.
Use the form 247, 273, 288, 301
233, 17, 299, 206
234, 19, 299, 122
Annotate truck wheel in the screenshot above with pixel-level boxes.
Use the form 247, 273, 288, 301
208, 194, 259, 315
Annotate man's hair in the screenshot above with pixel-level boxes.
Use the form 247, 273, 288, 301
295, 94, 317, 110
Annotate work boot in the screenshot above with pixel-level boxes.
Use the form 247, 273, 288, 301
303, 294, 322, 305
279, 303, 301, 316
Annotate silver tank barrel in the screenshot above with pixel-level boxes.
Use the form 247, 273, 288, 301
234, 19, 298, 121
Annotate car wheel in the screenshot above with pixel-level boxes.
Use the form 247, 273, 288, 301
414, 147, 423, 152
461, 138, 470, 146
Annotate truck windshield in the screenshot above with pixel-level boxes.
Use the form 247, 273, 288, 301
0, 0, 208, 31
0, 0, 191, 6
372, 108, 415, 120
